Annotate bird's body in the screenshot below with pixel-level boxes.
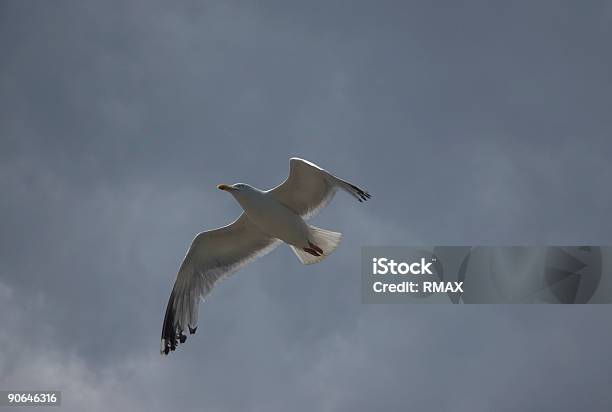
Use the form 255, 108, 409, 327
161, 158, 371, 355
231, 185, 310, 248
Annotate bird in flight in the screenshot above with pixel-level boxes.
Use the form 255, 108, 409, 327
161, 158, 371, 355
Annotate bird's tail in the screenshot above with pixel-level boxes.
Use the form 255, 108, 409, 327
290, 225, 342, 265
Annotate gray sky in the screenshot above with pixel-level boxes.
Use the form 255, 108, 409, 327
1, 1, 612, 411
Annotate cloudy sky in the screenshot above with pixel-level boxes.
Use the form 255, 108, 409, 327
1, 1, 612, 411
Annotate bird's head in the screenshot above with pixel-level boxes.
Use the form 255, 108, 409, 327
217, 183, 254, 194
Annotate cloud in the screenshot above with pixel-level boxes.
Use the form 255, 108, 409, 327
1, 1, 612, 411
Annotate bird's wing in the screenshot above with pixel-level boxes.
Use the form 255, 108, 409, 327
161, 213, 279, 355
269, 157, 371, 220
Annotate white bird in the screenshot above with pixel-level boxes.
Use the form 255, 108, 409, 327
161, 158, 371, 355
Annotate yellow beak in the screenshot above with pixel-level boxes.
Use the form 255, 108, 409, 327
217, 184, 231, 191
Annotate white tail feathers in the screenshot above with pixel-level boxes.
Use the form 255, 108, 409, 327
290, 225, 342, 265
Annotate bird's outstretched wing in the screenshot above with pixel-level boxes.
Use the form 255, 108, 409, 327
269, 157, 371, 220
161, 214, 279, 355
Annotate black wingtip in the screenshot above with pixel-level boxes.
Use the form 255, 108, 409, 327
161, 290, 194, 356
348, 183, 371, 202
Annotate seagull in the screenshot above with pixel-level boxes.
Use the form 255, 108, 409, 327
161, 158, 371, 355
